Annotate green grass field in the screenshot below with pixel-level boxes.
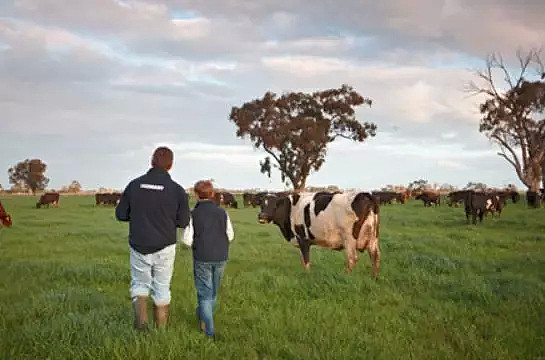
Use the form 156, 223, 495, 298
0, 195, 544, 360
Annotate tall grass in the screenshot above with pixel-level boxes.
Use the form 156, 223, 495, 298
0, 195, 543, 359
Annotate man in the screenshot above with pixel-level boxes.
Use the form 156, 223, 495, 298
116, 147, 190, 330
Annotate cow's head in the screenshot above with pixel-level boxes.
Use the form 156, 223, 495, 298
258, 195, 278, 223
258, 195, 290, 224
1, 215, 12, 227
258, 195, 295, 241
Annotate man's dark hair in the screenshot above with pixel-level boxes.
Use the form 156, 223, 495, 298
151, 147, 174, 171
194, 180, 214, 200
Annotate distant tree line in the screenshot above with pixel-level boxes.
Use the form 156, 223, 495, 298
3, 159, 82, 194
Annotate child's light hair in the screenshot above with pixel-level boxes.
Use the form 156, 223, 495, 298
194, 180, 214, 200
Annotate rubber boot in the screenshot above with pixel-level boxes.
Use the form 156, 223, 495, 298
132, 296, 148, 331
153, 304, 169, 328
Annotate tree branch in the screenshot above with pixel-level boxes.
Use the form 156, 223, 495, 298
330, 133, 353, 141
497, 150, 529, 188
491, 133, 524, 173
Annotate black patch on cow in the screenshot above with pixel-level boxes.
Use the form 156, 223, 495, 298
303, 204, 315, 240
351, 192, 379, 239
297, 236, 311, 266
292, 193, 300, 206
294, 225, 306, 240
313, 193, 334, 216
273, 197, 295, 241
304, 204, 311, 227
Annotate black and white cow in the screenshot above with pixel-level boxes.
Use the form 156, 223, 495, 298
258, 192, 380, 277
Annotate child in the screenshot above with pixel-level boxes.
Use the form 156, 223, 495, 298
182, 180, 234, 339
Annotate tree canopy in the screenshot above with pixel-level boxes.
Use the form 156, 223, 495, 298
61, 180, 82, 193
8, 159, 49, 195
470, 50, 545, 200
408, 179, 428, 191
229, 85, 376, 190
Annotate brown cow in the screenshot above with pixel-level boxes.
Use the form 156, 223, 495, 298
415, 191, 441, 207
0, 200, 12, 227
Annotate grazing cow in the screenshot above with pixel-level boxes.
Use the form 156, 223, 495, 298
214, 191, 238, 208
509, 191, 520, 204
36, 192, 60, 209
415, 192, 440, 207
447, 190, 470, 207
464, 191, 498, 224
0, 200, 12, 227
243, 192, 255, 207
486, 194, 505, 217
95, 193, 121, 206
258, 191, 380, 277
372, 191, 405, 205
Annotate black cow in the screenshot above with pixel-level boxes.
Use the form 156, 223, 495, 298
36, 192, 60, 209
496, 190, 520, 204
96, 193, 121, 206
510, 191, 520, 204
447, 190, 470, 207
214, 191, 238, 208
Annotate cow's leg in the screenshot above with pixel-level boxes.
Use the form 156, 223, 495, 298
296, 236, 311, 271
344, 239, 357, 274
368, 240, 381, 279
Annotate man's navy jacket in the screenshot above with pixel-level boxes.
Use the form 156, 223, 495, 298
116, 168, 190, 254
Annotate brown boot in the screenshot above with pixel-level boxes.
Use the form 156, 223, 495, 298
153, 304, 169, 328
132, 296, 148, 331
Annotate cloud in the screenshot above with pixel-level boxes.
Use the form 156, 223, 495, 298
437, 159, 469, 170
0, 0, 542, 191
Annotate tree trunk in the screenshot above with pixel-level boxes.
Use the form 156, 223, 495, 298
542, 162, 545, 190
292, 177, 307, 193
527, 177, 541, 208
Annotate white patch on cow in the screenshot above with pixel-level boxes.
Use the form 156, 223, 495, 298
140, 184, 164, 191
486, 199, 493, 210
264, 199, 268, 206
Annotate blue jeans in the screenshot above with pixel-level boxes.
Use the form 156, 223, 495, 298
130, 244, 176, 306
194, 260, 226, 336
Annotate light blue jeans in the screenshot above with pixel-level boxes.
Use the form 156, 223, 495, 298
194, 260, 226, 337
130, 244, 176, 306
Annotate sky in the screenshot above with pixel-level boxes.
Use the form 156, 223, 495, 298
1, 0, 544, 191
